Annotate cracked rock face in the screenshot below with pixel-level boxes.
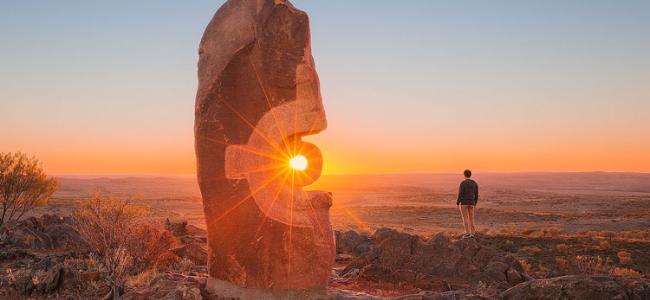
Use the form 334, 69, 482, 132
194, 0, 334, 293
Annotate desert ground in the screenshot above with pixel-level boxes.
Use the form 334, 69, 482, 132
36, 173, 650, 276
5, 172, 650, 298
38, 172, 650, 236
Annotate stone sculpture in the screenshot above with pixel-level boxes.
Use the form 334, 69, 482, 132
194, 0, 334, 297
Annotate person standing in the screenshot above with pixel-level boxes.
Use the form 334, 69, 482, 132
457, 169, 479, 238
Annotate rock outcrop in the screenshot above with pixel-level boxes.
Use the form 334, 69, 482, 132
500, 275, 635, 299
194, 0, 334, 295
337, 229, 529, 292
0, 214, 82, 250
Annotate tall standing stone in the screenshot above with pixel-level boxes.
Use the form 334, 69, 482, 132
194, 0, 334, 297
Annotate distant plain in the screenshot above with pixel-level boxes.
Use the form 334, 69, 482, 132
38, 172, 650, 237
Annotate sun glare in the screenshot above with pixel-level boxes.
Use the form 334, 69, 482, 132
289, 155, 308, 171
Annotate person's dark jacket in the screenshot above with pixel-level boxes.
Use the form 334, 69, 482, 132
457, 179, 478, 205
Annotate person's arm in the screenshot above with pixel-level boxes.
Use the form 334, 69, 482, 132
457, 183, 463, 205
474, 183, 479, 204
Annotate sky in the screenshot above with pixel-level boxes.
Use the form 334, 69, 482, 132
1, 0, 649, 175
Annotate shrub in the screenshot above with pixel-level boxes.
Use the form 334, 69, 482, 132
73, 194, 175, 299
174, 258, 195, 274
0, 152, 57, 228
568, 255, 613, 275
126, 224, 176, 272
556, 244, 569, 254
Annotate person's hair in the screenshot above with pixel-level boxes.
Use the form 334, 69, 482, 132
463, 169, 472, 178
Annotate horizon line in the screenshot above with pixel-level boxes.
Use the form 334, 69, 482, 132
51, 170, 650, 178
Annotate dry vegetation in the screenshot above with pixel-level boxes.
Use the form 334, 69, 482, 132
0, 152, 57, 229
72, 194, 176, 299
6, 173, 649, 298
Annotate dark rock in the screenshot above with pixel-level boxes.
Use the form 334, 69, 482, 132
336, 230, 372, 255
506, 268, 525, 286
39, 264, 64, 293
501, 275, 628, 300
13, 270, 34, 295
393, 290, 490, 300
482, 261, 509, 283
44, 224, 83, 249
165, 219, 188, 237
341, 229, 532, 289
180, 235, 208, 244
78, 271, 100, 283
4, 214, 82, 250
393, 269, 417, 283
170, 243, 208, 265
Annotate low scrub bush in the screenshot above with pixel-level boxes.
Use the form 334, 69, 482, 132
568, 255, 613, 275
73, 194, 175, 299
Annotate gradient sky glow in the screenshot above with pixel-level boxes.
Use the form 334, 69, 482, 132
1, 0, 649, 174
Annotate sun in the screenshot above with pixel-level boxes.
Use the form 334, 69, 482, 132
289, 155, 308, 171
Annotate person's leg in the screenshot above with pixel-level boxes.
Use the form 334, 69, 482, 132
459, 205, 469, 235
467, 205, 476, 234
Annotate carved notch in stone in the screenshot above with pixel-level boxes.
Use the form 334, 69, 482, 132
194, 0, 334, 296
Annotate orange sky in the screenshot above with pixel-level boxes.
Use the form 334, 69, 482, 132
2, 1, 649, 175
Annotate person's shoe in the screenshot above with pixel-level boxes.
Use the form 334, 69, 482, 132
469, 233, 476, 238
461, 233, 470, 239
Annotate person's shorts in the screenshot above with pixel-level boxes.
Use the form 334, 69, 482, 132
459, 200, 476, 206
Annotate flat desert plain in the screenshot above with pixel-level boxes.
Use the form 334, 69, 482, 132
37, 172, 650, 236
21, 172, 650, 279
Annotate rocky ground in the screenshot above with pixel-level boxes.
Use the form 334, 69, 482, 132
1, 215, 649, 299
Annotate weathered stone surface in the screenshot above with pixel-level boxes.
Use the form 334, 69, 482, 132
170, 243, 208, 265
194, 0, 334, 293
339, 229, 530, 291
2, 214, 82, 250
505, 268, 524, 286
500, 275, 629, 300
336, 230, 373, 255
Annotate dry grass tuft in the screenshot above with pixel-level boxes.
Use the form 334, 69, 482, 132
568, 255, 613, 275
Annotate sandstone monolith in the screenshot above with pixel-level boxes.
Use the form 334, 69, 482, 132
194, 0, 334, 297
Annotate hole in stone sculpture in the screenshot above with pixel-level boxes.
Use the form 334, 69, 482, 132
283, 138, 323, 187
289, 155, 308, 171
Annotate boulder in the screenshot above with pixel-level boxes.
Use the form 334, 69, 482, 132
505, 268, 525, 286
165, 219, 188, 237
4, 214, 82, 250
170, 243, 208, 265
500, 275, 628, 300
12, 270, 34, 295
482, 261, 509, 283
340, 229, 531, 290
336, 230, 372, 255
38, 264, 64, 293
